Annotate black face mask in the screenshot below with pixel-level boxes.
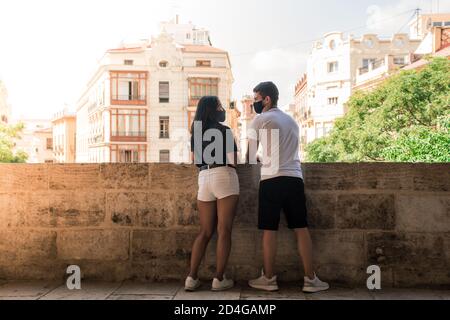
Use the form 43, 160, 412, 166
253, 100, 265, 114
216, 110, 226, 123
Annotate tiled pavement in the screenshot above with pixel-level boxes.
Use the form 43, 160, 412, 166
0, 280, 448, 300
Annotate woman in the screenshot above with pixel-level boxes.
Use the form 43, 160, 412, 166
185, 96, 240, 292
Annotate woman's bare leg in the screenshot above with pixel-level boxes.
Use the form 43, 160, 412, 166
188, 200, 217, 279
215, 195, 239, 280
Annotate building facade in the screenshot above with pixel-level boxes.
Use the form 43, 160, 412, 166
291, 75, 309, 160
292, 30, 421, 159
12, 119, 54, 163
76, 22, 233, 164
409, 13, 450, 40
0, 81, 11, 124
239, 95, 256, 161
52, 109, 76, 163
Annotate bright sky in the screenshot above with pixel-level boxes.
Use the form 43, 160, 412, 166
0, 0, 448, 120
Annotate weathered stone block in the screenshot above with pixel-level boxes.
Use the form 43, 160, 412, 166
49, 192, 105, 227
57, 230, 129, 261
336, 194, 395, 230
0, 164, 48, 192
106, 192, 175, 228
0, 230, 56, 261
132, 230, 176, 262
412, 164, 450, 192
313, 264, 368, 287
396, 195, 450, 232
234, 189, 258, 227
49, 164, 100, 190
150, 164, 197, 191
305, 192, 336, 229
358, 163, 414, 190
0, 192, 52, 228
310, 230, 365, 266
392, 267, 450, 289
172, 192, 198, 226
100, 163, 149, 189
205, 228, 255, 265
367, 232, 447, 270
303, 164, 358, 190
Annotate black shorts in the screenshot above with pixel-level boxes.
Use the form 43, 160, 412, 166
258, 176, 308, 231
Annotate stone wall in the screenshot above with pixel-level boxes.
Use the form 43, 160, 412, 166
0, 163, 449, 288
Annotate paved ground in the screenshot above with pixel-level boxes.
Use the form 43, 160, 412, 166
0, 280, 448, 300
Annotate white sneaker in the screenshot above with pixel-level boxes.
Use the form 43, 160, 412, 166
302, 274, 329, 293
212, 275, 234, 291
248, 270, 279, 292
185, 276, 201, 292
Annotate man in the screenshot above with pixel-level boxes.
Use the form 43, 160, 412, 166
246, 81, 329, 293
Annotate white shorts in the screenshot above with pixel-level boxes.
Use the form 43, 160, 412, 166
197, 166, 240, 202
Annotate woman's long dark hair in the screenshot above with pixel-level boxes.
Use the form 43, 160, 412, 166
190, 96, 221, 133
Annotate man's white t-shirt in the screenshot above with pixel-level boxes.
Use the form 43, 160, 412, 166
249, 108, 303, 181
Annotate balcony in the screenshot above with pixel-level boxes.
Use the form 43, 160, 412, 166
111, 95, 147, 106
111, 131, 147, 142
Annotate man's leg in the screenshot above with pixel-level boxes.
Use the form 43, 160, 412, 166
294, 228, 314, 279
262, 230, 277, 279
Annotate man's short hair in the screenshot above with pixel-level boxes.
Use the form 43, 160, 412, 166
253, 82, 279, 107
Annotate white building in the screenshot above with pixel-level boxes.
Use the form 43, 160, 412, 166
159, 16, 211, 46
0, 81, 11, 124
409, 13, 450, 40
292, 30, 421, 157
12, 119, 54, 163
239, 95, 256, 162
76, 22, 233, 164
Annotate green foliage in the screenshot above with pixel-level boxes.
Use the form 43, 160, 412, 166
0, 122, 28, 163
306, 57, 450, 163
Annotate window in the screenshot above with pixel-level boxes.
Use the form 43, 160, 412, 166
45, 160, 54, 163
433, 21, 443, 27
159, 150, 170, 163
124, 60, 134, 66
329, 40, 336, 50
362, 59, 376, 69
315, 122, 334, 139
110, 109, 147, 141
328, 97, 338, 105
196, 60, 211, 67
186, 33, 191, 39
393, 57, 405, 65
445, 21, 450, 26
159, 61, 168, 68
324, 122, 333, 136
159, 82, 170, 103
188, 78, 219, 106
364, 38, 374, 48
110, 71, 147, 105
46, 138, 53, 150
110, 144, 146, 163
327, 61, 338, 73
159, 117, 169, 139
394, 38, 405, 47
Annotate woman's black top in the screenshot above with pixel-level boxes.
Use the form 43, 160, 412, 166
191, 122, 238, 168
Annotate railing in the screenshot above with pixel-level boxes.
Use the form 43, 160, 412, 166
358, 59, 386, 76
111, 131, 146, 137
111, 95, 146, 105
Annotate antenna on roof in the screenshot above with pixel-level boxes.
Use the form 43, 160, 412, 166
415, 8, 421, 37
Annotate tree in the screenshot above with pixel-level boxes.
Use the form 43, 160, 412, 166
0, 122, 28, 163
306, 57, 450, 163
